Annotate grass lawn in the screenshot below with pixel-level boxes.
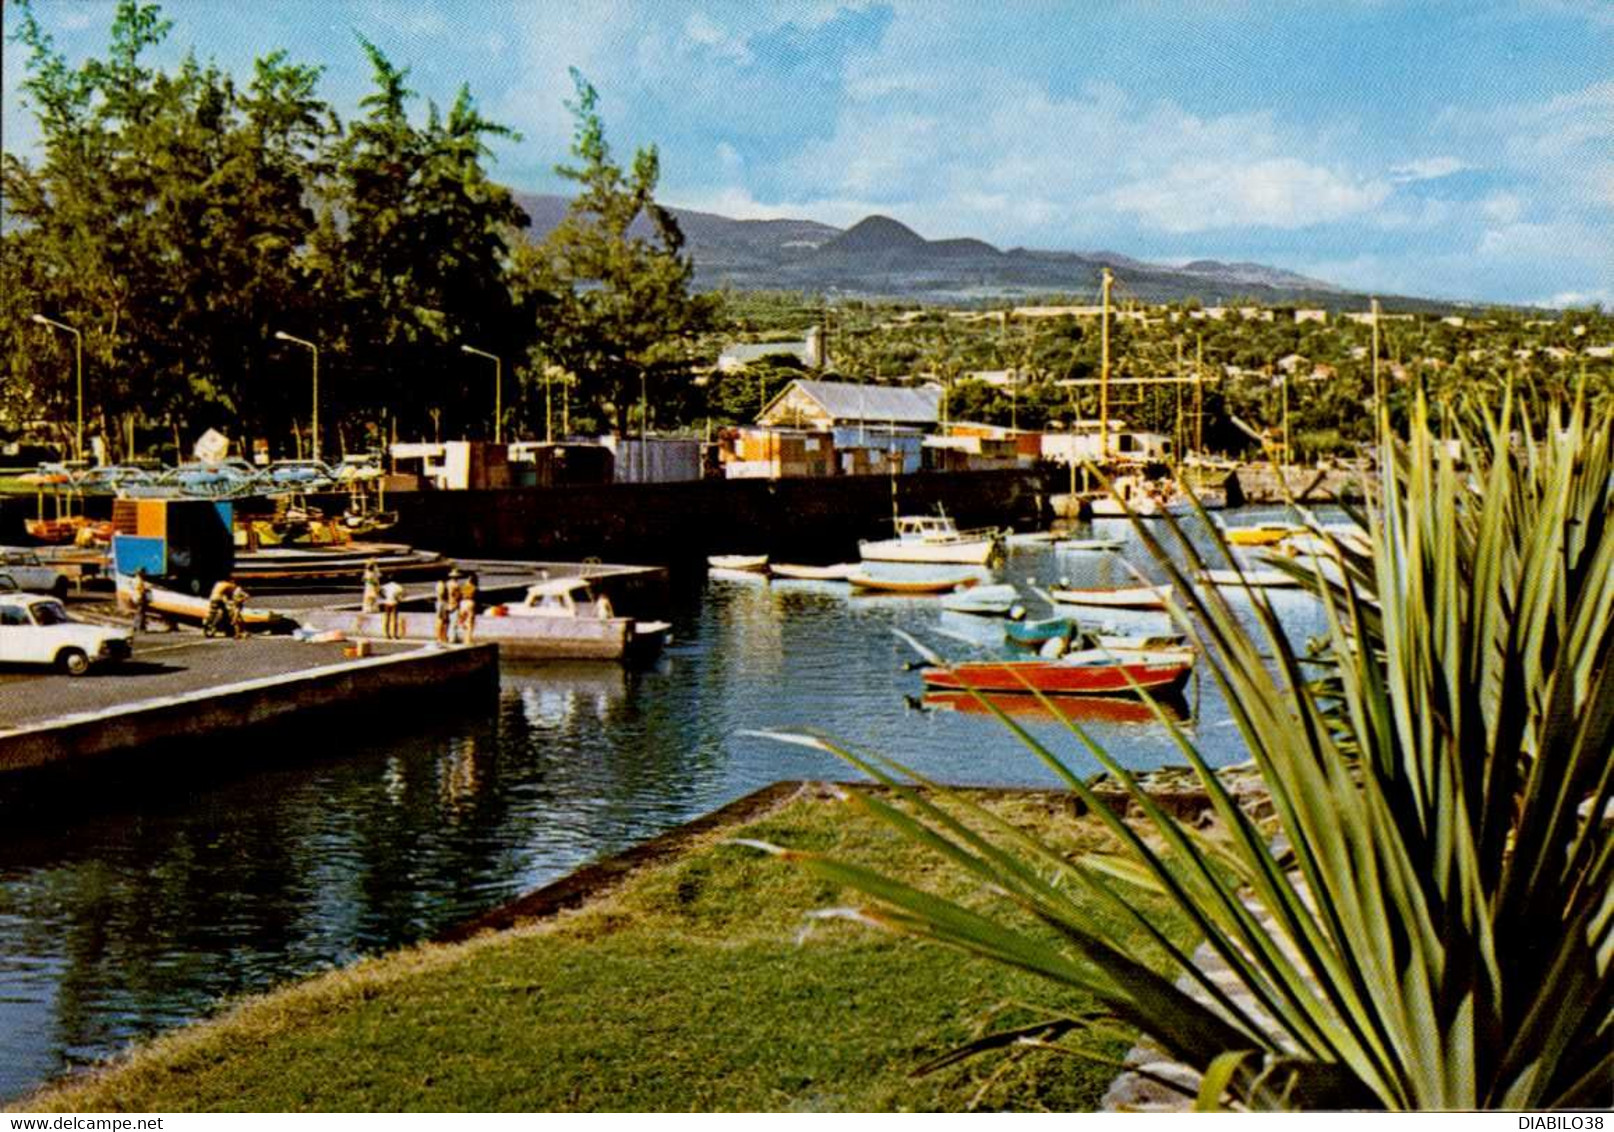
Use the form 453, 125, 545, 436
16, 785, 1192, 1113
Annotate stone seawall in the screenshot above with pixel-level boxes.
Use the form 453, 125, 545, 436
0, 644, 499, 773
1234, 464, 1374, 504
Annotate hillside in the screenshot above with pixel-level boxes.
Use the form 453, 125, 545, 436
511, 192, 1442, 310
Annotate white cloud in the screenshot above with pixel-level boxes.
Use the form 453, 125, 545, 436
1388, 156, 1467, 183
1482, 192, 1524, 224
1110, 159, 1392, 233
1544, 288, 1612, 308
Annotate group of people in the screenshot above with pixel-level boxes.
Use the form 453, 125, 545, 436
362, 560, 478, 645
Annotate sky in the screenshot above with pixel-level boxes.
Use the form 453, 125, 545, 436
4, 0, 1611, 307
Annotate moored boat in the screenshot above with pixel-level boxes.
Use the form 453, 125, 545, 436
769, 562, 858, 581
1222, 522, 1303, 547
1054, 537, 1123, 552
1005, 616, 1186, 652
920, 649, 1193, 696
847, 570, 980, 595
1047, 582, 1175, 610
1195, 567, 1301, 589
859, 514, 1004, 565
707, 554, 769, 573
1005, 530, 1059, 548
939, 583, 1021, 616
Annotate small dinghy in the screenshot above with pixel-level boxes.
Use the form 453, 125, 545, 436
939, 583, 1022, 616
707, 554, 769, 573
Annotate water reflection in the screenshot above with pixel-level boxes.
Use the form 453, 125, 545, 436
0, 506, 1346, 1101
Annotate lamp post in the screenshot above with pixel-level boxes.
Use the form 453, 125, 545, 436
460, 345, 503, 443
32, 314, 84, 462
273, 331, 320, 461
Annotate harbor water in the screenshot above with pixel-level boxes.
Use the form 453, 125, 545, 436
0, 507, 1341, 1102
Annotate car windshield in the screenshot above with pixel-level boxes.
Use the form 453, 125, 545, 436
30, 601, 70, 626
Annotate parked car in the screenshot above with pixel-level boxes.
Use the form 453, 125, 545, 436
0, 593, 132, 675
0, 547, 71, 598
0, 573, 18, 593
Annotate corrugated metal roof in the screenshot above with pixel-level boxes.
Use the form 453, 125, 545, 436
765, 379, 941, 425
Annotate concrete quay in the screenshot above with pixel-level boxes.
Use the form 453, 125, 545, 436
0, 636, 498, 773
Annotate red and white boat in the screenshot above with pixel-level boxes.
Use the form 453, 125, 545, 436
1047, 582, 1175, 610
920, 649, 1193, 697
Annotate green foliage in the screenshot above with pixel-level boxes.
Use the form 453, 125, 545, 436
308, 36, 529, 445
514, 70, 714, 436
757, 394, 1614, 1109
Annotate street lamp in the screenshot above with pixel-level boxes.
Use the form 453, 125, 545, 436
273, 330, 320, 462
460, 345, 503, 443
31, 314, 84, 462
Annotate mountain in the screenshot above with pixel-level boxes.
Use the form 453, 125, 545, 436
511, 192, 1419, 308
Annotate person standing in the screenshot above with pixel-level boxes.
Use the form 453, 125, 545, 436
361, 560, 381, 613
457, 572, 479, 646
229, 586, 251, 640
379, 577, 405, 640
433, 577, 453, 646
131, 569, 151, 633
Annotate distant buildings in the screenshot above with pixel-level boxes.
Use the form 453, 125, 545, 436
716, 327, 824, 373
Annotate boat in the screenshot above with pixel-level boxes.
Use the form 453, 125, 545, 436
846, 571, 980, 595
939, 583, 1022, 616
297, 575, 670, 661
859, 514, 1004, 565
707, 554, 769, 573
1222, 521, 1303, 547
1196, 567, 1300, 589
919, 649, 1194, 696
1005, 530, 1059, 548
769, 562, 858, 581
114, 575, 291, 631
921, 689, 1187, 725
1054, 537, 1124, 553
1047, 583, 1175, 610
1005, 616, 1186, 652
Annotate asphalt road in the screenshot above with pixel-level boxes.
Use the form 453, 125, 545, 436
0, 632, 421, 731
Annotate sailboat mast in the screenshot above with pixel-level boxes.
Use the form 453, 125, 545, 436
1100, 267, 1113, 460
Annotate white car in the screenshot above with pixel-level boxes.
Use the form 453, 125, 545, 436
0, 593, 133, 675
0, 547, 71, 599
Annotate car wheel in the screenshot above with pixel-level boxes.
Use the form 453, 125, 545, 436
52, 577, 70, 601
58, 648, 90, 676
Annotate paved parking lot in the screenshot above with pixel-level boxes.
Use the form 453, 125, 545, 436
0, 632, 420, 730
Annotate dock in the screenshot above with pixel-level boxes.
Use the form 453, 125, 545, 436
0, 636, 498, 773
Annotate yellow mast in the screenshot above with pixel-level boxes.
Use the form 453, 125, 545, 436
1100, 267, 1113, 459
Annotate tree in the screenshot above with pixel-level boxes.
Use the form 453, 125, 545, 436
2, 0, 333, 458
516, 70, 714, 437
308, 37, 529, 448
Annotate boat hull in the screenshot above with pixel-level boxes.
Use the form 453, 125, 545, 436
769, 563, 858, 581
940, 583, 1021, 615
1048, 584, 1174, 610
859, 538, 1000, 565
847, 572, 979, 594
921, 656, 1192, 697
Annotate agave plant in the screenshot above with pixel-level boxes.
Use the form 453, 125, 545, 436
747, 393, 1613, 1109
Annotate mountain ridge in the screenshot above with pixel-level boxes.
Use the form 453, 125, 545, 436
511, 192, 1424, 308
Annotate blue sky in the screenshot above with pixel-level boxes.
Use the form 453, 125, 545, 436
5, 0, 1611, 305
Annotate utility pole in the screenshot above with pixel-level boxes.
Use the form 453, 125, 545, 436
31, 314, 84, 463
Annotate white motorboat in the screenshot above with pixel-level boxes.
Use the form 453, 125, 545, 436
1054, 537, 1124, 553
769, 562, 858, 581
859, 515, 1005, 566
1047, 582, 1176, 610
939, 583, 1022, 617
707, 554, 769, 573
1196, 567, 1301, 589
